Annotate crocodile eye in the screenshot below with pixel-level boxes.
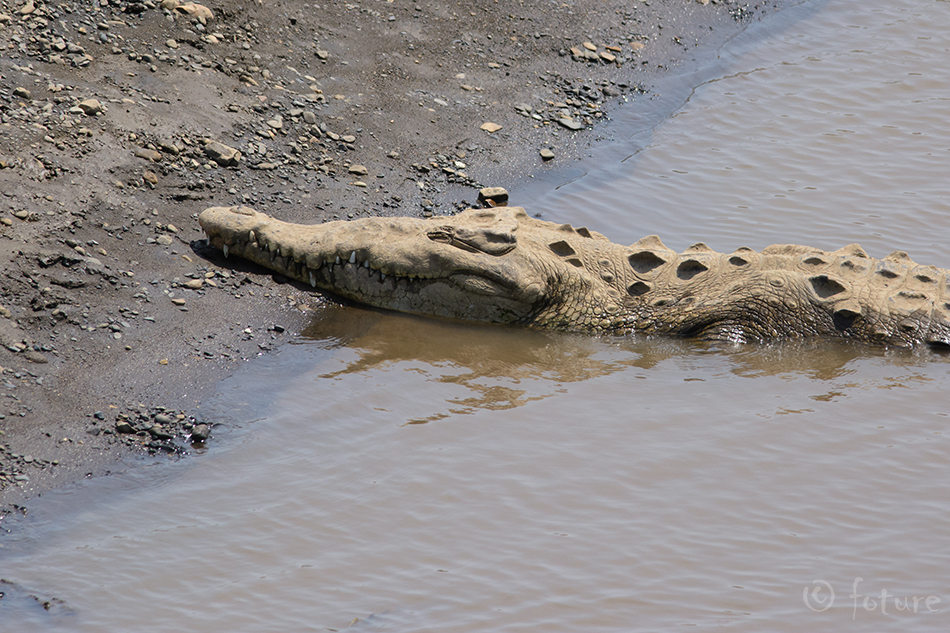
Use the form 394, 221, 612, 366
427, 225, 516, 256
427, 228, 454, 244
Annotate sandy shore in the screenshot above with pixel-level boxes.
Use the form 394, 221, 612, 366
0, 0, 793, 516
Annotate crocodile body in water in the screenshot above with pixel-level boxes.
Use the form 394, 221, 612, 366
199, 205, 950, 348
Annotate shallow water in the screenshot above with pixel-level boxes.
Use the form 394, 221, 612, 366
4, 0, 950, 630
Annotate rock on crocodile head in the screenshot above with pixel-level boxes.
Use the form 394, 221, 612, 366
198, 205, 624, 328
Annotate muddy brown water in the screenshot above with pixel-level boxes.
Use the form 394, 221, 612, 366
3, 0, 950, 630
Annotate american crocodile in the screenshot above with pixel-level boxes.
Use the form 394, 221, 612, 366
199, 205, 950, 348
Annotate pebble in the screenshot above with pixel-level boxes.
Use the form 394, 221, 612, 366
13, 87, 32, 100
540, 148, 555, 161
175, 2, 214, 21
478, 187, 509, 207
557, 117, 584, 131
348, 164, 369, 176
134, 147, 163, 162
203, 141, 241, 166
480, 122, 502, 133
191, 423, 210, 441
148, 425, 173, 440
78, 98, 102, 115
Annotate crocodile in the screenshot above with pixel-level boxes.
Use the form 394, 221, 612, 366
198, 204, 950, 348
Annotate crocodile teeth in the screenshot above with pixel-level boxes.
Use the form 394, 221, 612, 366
348, 251, 357, 264
309, 270, 316, 288
335, 255, 341, 265
223, 243, 229, 258
248, 230, 256, 244
363, 260, 370, 268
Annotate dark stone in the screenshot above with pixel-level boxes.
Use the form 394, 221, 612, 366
191, 424, 210, 441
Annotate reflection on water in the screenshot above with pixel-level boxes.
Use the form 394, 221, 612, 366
4, 0, 950, 630
304, 305, 940, 422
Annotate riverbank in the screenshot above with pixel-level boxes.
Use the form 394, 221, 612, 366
0, 0, 794, 516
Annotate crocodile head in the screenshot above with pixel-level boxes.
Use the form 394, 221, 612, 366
199, 205, 622, 327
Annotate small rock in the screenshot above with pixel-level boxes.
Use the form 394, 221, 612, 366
191, 423, 210, 441
115, 420, 135, 434
478, 187, 509, 207
13, 87, 32, 100
134, 147, 163, 162
143, 170, 158, 186
175, 2, 214, 21
539, 148, 555, 161
171, 298, 186, 306
348, 164, 369, 176
480, 122, 502, 133
183, 279, 203, 289
156, 235, 174, 246
557, 117, 584, 131
24, 350, 48, 364
78, 98, 102, 115
203, 141, 241, 166
148, 425, 173, 440
583, 41, 597, 51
